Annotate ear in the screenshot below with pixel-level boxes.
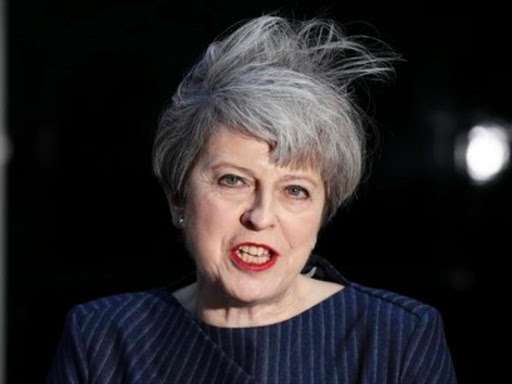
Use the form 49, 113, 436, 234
165, 190, 185, 228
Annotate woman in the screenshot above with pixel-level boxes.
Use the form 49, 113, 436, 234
48, 15, 458, 383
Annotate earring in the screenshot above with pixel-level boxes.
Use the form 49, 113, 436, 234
174, 213, 185, 228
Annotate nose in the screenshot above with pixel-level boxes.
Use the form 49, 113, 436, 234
240, 187, 276, 230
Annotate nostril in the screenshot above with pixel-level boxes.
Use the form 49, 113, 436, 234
240, 209, 258, 229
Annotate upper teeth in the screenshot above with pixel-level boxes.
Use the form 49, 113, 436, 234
238, 245, 271, 257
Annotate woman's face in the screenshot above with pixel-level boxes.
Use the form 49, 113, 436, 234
176, 126, 326, 305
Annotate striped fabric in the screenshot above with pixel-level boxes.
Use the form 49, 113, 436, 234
47, 255, 458, 383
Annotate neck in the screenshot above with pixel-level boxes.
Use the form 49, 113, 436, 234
193, 276, 310, 328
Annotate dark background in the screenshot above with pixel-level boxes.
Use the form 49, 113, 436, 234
8, 0, 511, 382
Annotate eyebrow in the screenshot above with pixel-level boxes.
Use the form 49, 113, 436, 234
209, 162, 320, 188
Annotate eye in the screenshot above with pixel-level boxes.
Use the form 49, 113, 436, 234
218, 174, 245, 187
285, 185, 309, 199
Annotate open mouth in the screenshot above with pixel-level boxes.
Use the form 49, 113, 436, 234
236, 245, 273, 264
230, 243, 279, 271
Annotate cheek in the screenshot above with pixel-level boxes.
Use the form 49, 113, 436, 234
289, 221, 319, 249
184, 192, 239, 258
190, 188, 241, 228
284, 204, 323, 250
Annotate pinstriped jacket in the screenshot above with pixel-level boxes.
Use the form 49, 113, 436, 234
47, 255, 458, 383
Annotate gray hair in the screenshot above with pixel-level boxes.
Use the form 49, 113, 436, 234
152, 15, 397, 223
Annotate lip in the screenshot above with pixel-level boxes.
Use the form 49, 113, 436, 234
229, 242, 280, 272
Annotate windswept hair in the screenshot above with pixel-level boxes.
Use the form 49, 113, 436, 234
153, 15, 397, 223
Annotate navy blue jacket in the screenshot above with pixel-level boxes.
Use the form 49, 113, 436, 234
47, 255, 458, 383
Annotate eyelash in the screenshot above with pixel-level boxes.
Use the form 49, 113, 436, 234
218, 174, 310, 199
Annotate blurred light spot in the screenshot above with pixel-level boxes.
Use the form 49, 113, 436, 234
465, 124, 510, 183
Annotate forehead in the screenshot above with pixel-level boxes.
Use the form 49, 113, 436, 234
198, 126, 322, 178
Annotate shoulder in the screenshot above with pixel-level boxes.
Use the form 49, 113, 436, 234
347, 280, 440, 320
49, 287, 200, 383
338, 279, 447, 346
66, 286, 183, 337
308, 254, 442, 325
330, 281, 457, 382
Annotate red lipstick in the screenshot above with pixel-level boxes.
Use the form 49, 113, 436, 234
230, 242, 279, 272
